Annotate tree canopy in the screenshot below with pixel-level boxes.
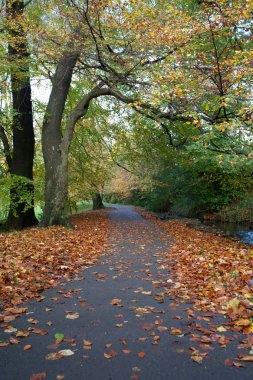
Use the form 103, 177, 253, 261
0, 0, 253, 227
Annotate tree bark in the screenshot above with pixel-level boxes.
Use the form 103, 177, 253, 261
41, 78, 135, 226
41, 52, 79, 226
6, 0, 37, 229
92, 192, 104, 210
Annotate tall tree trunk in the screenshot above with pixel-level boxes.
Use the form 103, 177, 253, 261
6, 0, 37, 229
92, 192, 104, 210
41, 72, 128, 226
41, 52, 79, 226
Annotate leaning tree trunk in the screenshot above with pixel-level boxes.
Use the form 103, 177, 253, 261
41, 63, 129, 226
6, 0, 37, 229
92, 192, 104, 210
41, 52, 79, 226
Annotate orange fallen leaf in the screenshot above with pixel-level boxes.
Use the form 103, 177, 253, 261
30, 328, 48, 336
157, 326, 168, 332
30, 373, 47, 380
0, 342, 9, 347
104, 350, 118, 359
24, 345, 32, 350
137, 352, 145, 358
83, 340, 92, 346
9, 338, 20, 344
238, 355, 253, 362
170, 328, 183, 335
110, 299, 122, 305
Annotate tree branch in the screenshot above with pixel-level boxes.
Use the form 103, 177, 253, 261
0, 125, 12, 170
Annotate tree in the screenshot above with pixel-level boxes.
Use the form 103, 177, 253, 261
39, 0, 196, 226
2, 0, 252, 228
1, 0, 37, 229
68, 104, 113, 211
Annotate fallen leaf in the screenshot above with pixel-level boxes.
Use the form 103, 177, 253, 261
0, 342, 9, 347
217, 326, 227, 332
238, 355, 253, 362
170, 328, 183, 335
58, 349, 74, 356
65, 313, 79, 320
30, 328, 48, 336
233, 362, 245, 367
104, 350, 118, 359
83, 340, 92, 346
46, 352, 63, 360
55, 333, 64, 340
122, 349, 132, 354
137, 352, 145, 358
30, 372, 47, 380
157, 326, 168, 332
9, 338, 20, 344
191, 355, 203, 364
110, 299, 122, 306
16, 330, 30, 338
24, 345, 32, 350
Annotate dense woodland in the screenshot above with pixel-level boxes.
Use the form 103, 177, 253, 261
0, 0, 253, 229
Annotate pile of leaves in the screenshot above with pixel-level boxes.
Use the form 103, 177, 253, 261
139, 209, 253, 339
0, 210, 111, 309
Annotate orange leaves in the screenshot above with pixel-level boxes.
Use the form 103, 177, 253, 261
238, 355, 253, 362
154, 218, 253, 333
30, 373, 47, 380
104, 350, 118, 359
110, 298, 122, 306
0, 211, 110, 310
170, 328, 183, 336
24, 345, 32, 350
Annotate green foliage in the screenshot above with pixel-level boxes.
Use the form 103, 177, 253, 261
0, 176, 10, 223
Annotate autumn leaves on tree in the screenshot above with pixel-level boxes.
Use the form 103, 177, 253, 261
0, 0, 252, 227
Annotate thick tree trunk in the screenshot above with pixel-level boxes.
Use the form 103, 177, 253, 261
41, 52, 79, 226
6, 0, 37, 229
41, 71, 129, 226
92, 192, 104, 210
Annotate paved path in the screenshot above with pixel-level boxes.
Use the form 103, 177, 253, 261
0, 206, 252, 379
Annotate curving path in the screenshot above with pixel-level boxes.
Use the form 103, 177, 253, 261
0, 206, 252, 379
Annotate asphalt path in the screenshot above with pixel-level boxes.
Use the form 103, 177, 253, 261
0, 206, 252, 380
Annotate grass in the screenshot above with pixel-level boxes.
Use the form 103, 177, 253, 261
0, 200, 112, 228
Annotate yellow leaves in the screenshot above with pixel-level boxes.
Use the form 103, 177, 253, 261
216, 326, 227, 332
191, 354, 204, 364
227, 298, 240, 313
16, 330, 30, 338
